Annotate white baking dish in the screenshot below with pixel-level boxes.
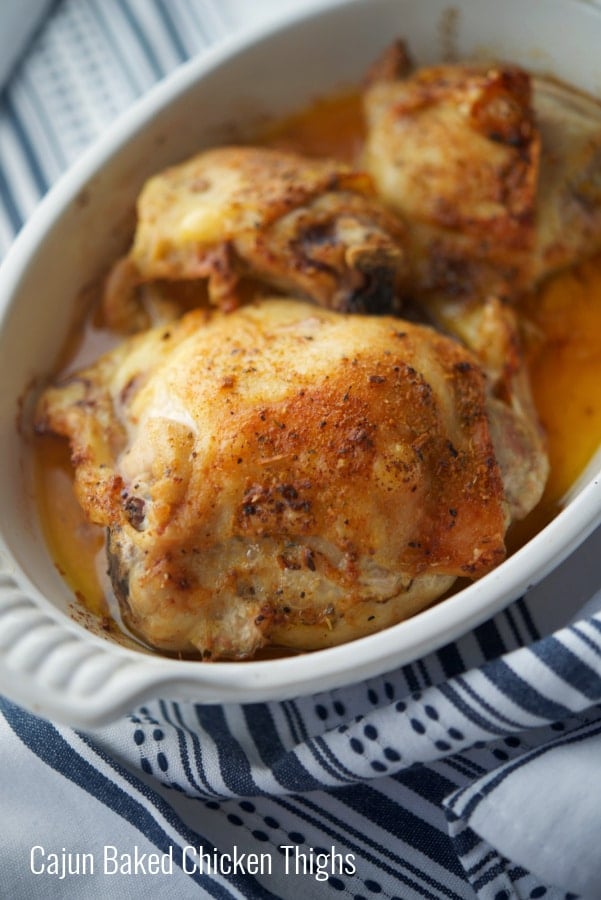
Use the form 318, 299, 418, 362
1, 0, 600, 727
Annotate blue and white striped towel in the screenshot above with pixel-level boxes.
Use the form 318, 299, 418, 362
2, 2, 601, 898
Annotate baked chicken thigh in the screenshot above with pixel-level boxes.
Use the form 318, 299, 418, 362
363, 51, 539, 300
363, 45, 601, 301
35, 299, 544, 659
360, 46, 595, 519
104, 146, 409, 330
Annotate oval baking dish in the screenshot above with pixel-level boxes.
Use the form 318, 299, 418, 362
1, 0, 601, 727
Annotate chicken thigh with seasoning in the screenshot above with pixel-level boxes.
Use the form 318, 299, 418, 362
103, 146, 409, 331
35, 298, 547, 660
363, 43, 601, 302
363, 47, 539, 301
359, 44, 601, 522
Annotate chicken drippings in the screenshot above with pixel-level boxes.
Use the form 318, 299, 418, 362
33, 89, 601, 652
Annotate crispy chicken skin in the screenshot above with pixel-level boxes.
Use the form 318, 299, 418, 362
363, 53, 540, 299
363, 45, 601, 299
360, 46, 594, 524
104, 147, 409, 330
425, 293, 548, 521
36, 299, 522, 659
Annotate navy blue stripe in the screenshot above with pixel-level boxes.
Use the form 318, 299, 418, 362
516, 596, 540, 641
402, 661, 421, 693
179, 0, 212, 43
465, 850, 497, 878
0, 698, 236, 898
286, 699, 308, 741
242, 704, 284, 767
503, 605, 524, 649
286, 794, 466, 900
473, 618, 506, 662
406, 773, 481, 867
0, 158, 23, 233
335, 783, 466, 880
313, 734, 365, 782
393, 763, 460, 806
443, 753, 487, 780
287, 697, 360, 783
284, 699, 352, 784
508, 865, 530, 880
79, 722, 280, 900
443, 757, 481, 781
18, 73, 68, 171
154, 0, 189, 61
159, 700, 224, 798
457, 719, 601, 822
572, 622, 601, 656
449, 822, 482, 857
117, 0, 164, 80
88, 0, 145, 95
438, 681, 505, 736
466, 848, 497, 877
76, 727, 280, 900
242, 704, 323, 793
437, 641, 465, 679
418, 656, 433, 687
195, 706, 259, 796
531, 635, 601, 699
589, 618, 601, 639
280, 700, 302, 745
445, 806, 460, 823
481, 659, 571, 721
301, 734, 353, 785
202, 0, 229, 40
456, 674, 525, 731
472, 859, 509, 891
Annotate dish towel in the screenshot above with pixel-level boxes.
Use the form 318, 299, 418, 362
2, 2, 601, 898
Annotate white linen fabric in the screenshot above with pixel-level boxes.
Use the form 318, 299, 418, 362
1, 2, 601, 898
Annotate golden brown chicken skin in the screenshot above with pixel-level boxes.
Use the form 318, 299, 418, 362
104, 146, 409, 330
363, 45, 601, 300
363, 52, 539, 299
36, 298, 523, 660
361, 47, 594, 521
425, 292, 548, 521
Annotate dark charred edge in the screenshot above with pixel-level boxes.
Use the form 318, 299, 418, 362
106, 527, 130, 611
341, 266, 403, 316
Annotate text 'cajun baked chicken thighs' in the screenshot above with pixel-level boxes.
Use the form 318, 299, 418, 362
363, 45, 601, 301
35, 299, 542, 660
104, 146, 409, 330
